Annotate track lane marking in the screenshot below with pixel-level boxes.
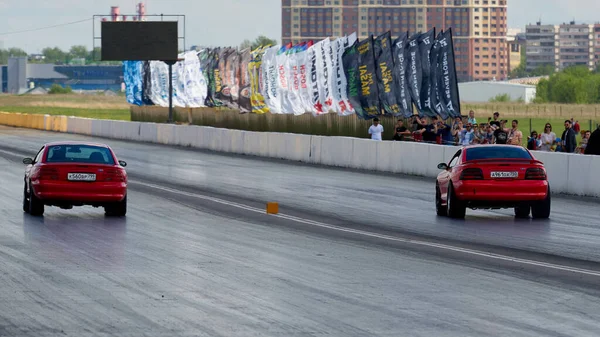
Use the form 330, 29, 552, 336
132, 180, 600, 278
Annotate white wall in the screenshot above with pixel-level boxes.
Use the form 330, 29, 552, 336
459, 81, 537, 104
58, 117, 599, 199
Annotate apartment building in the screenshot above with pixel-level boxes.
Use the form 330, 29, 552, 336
525, 21, 600, 72
557, 22, 594, 70
524, 23, 558, 72
281, 0, 509, 82
506, 28, 525, 73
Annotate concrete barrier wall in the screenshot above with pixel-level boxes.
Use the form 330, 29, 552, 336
1, 112, 599, 198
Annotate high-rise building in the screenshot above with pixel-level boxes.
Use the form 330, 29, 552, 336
281, 0, 509, 82
524, 23, 558, 72
594, 24, 600, 69
557, 22, 594, 70
525, 21, 599, 73
506, 28, 525, 74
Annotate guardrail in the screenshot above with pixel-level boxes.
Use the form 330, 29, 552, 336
1, 111, 599, 198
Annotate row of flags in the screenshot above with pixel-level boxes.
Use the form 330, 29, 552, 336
122, 28, 461, 120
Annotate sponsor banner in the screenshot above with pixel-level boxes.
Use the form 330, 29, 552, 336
215, 48, 234, 102
297, 46, 315, 115
342, 39, 366, 118
123, 61, 143, 106
418, 28, 436, 116
198, 48, 221, 107
313, 38, 334, 115
249, 46, 269, 114
392, 32, 413, 118
276, 45, 295, 114
437, 28, 461, 119
287, 45, 309, 115
177, 51, 207, 108
356, 36, 381, 119
262, 45, 282, 114
142, 61, 153, 105
374, 31, 400, 116
406, 33, 423, 116
430, 30, 446, 120
238, 48, 252, 112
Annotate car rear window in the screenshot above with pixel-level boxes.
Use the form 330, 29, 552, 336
466, 146, 532, 161
46, 145, 115, 165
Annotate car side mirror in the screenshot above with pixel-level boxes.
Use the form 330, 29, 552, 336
23, 158, 33, 165
118, 160, 127, 167
437, 163, 448, 170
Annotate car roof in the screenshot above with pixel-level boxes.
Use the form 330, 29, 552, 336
43, 141, 110, 148
461, 144, 527, 150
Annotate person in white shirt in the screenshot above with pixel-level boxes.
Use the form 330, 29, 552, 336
539, 122, 556, 151
368, 117, 384, 141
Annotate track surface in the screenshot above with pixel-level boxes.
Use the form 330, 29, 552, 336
1, 126, 600, 336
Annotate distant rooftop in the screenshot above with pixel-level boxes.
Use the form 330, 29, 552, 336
26, 64, 68, 79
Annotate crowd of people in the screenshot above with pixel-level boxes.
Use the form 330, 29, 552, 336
367, 110, 600, 155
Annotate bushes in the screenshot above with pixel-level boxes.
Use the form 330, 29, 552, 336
535, 66, 600, 104
48, 84, 73, 94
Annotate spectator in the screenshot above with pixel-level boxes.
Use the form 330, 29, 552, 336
436, 119, 454, 145
576, 130, 591, 153
369, 117, 384, 141
392, 119, 411, 141
459, 122, 475, 145
422, 117, 439, 143
452, 116, 462, 129
573, 118, 580, 133
471, 123, 485, 144
554, 137, 563, 152
493, 120, 509, 144
539, 122, 556, 152
507, 119, 523, 146
584, 126, 600, 155
480, 124, 494, 144
468, 110, 477, 125
452, 120, 464, 145
411, 116, 426, 142
527, 131, 541, 150
561, 119, 577, 153
489, 112, 501, 129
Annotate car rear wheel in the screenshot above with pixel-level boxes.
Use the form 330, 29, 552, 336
447, 183, 466, 219
28, 182, 44, 216
23, 182, 29, 213
436, 184, 447, 216
105, 195, 127, 217
514, 206, 530, 218
531, 187, 551, 219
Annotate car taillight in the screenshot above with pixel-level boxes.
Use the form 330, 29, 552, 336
104, 168, 126, 182
38, 167, 59, 180
525, 168, 546, 180
460, 168, 484, 180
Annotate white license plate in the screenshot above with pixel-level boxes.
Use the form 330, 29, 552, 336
67, 173, 96, 181
491, 171, 518, 178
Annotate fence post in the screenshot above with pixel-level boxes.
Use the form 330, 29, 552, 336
529, 118, 532, 136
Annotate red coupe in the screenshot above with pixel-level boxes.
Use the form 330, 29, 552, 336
22, 141, 128, 217
435, 145, 550, 219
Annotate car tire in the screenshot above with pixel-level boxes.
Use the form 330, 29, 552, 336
28, 183, 44, 216
531, 187, 551, 219
514, 206, 530, 218
436, 184, 447, 216
447, 183, 466, 219
23, 182, 30, 213
105, 195, 127, 217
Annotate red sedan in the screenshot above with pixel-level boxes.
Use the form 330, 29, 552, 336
22, 141, 128, 217
435, 145, 550, 219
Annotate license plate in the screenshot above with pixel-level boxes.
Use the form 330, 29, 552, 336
67, 173, 96, 181
491, 171, 518, 178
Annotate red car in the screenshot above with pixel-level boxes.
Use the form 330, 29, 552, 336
22, 141, 128, 217
435, 145, 550, 219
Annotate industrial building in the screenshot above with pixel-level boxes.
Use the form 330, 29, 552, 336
0, 57, 122, 94
281, 0, 509, 83
458, 81, 537, 104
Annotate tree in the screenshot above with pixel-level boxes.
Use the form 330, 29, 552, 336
69, 45, 88, 59
239, 35, 278, 50
41, 47, 67, 64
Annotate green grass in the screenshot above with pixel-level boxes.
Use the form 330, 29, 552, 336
0, 106, 130, 121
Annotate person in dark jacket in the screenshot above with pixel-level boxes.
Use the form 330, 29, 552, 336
561, 120, 577, 153
584, 126, 600, 155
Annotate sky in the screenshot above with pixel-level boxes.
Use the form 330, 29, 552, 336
0, 0, 599, 53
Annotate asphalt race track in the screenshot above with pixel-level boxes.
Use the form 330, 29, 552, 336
1, 125, 600, 336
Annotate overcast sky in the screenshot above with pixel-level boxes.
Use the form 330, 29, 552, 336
0, 0, 599, 53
